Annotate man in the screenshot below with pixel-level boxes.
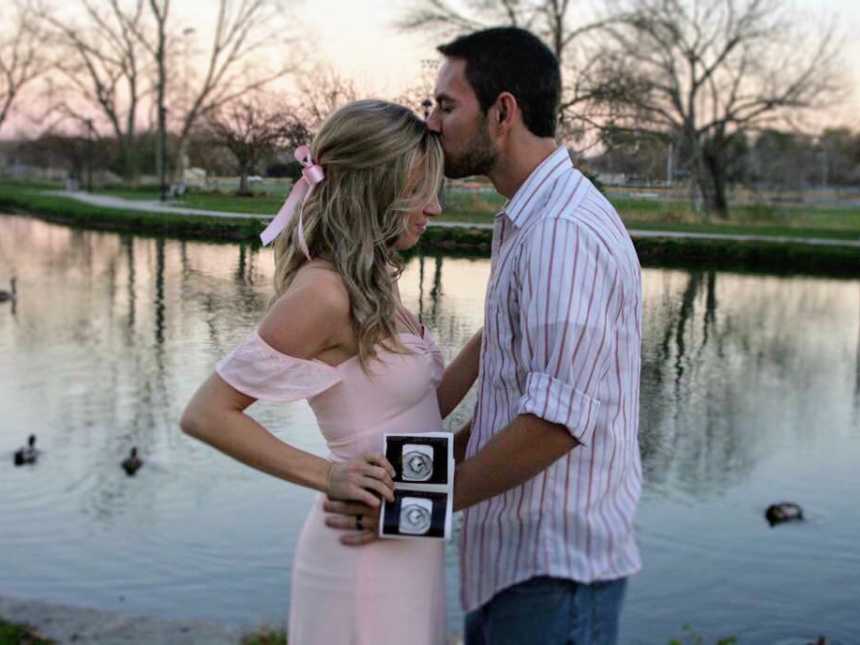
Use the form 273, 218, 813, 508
327, 27, 642, 644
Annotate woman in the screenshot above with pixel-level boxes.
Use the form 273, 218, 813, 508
180, 99, 481, 644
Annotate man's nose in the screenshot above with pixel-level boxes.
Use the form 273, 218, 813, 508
424, 195, 442, 216
426, 108, 441, 133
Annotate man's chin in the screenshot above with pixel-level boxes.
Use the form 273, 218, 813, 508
443, 151, 494, 180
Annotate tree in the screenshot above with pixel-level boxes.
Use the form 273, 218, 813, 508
205, 95, 308, 195
0, 0, 49, 134
591, 0, 844, 216
17, 128, 113, 186
397, 0, 616, 143
46, 0, 149, 181
818, 128, 860, 186
165, 0, 296, 183
294, 65, 359, 132
747, 129, 817, 192
147, 0, 169, 200
588, 129, 672, 184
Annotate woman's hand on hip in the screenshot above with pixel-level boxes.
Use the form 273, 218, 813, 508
326, 454, 396, 508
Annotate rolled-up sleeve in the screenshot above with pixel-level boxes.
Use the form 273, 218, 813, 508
515, 217, 620, 446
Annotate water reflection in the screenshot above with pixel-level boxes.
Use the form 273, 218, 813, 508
1, 214, 859, 642
855, 297, 860, 418
415, 254, 445, 327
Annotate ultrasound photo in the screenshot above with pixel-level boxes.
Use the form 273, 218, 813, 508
379, 433, 453, 540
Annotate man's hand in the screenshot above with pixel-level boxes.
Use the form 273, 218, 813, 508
323, 498, 380, 546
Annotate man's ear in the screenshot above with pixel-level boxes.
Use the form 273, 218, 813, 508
496, 92, 517, 127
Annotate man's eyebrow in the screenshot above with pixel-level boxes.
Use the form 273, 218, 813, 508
435, 93, 456, 104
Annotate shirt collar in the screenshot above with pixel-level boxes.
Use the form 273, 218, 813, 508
502, 146, 573, 228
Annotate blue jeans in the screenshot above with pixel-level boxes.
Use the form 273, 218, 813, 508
464, 576, 627, 645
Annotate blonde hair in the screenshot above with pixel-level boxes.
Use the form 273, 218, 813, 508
271, 99, 444, 369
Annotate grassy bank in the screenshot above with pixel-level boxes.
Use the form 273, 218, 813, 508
0, 617, 54, 644
415, 225, 860, 276
2, 182, 859, 276
0, 184, 263, 242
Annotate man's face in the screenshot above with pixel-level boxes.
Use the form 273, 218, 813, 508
426, 58, 497, 179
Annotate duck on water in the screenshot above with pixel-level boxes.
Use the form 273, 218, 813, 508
14, 434, 38, 466
0, 278, 16, 303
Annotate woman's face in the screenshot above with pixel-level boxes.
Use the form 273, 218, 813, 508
394, 191, 442, 251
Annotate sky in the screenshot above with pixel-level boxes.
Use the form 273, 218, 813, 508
4, 0, 859, 136
287, 0, 860, 128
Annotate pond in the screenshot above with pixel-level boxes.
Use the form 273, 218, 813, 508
1, 215, 858, 644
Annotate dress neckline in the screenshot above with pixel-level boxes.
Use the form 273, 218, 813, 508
327, 331, 431, 371
395, 306, 425, 340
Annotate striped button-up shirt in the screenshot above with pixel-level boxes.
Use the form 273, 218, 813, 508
460, 146, 643, 612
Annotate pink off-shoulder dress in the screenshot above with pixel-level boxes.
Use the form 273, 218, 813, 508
215, 326, 447, 645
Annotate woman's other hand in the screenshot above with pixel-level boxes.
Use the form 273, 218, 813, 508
326, 454, 396, 508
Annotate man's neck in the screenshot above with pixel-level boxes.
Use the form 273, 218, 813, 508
487, 137, 558, 199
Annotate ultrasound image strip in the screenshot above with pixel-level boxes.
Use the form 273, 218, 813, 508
380, 433, 454, 540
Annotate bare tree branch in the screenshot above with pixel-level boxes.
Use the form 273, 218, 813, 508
169, 0, 296, 181
45, 0, 149, 179
293, 65, 360, 131
0, 0, 50, 133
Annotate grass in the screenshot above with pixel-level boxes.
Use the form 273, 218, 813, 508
441, 187, 860, 239
86, 182, 860, 241
668, 624, 738, 645
0, 610, 288, 645
2, 180, 859, 275
241, 626, 288, 645
100, 186, 290, 214
0, 617, 55, 645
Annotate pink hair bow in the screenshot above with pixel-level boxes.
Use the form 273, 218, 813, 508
259, 144, 324, 257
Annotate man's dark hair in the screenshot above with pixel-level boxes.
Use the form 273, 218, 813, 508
438, 27, 561, 138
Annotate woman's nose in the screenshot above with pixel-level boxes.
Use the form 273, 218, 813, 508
424, 195, 442, 216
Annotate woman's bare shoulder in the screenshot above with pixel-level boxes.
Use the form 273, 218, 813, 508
259, 262, 351, 359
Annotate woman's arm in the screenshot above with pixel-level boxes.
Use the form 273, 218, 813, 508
180, 268, 395, 507
182, 375, 333, 489
437, 327, 482, 419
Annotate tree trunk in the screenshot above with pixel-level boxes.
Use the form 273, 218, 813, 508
238, 167, 250, 195
703, 146, 729, 219
122, 135, 139, 184
157, 106, 168, 200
